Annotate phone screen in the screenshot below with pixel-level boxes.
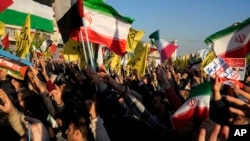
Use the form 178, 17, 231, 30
46, 80, 56, 92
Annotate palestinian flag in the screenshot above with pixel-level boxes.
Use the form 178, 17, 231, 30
54, 0, 83, 43
0, 0, 54, 32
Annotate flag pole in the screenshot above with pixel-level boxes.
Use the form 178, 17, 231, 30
81, 18, 95, 70
81, 18, 98, 92
79, 30, 89, 65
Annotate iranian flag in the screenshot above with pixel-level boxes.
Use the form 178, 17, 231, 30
149, 30, 178, 62
171, 82, 211, 129
0, 0, 54, 32
0, 0, 13, 13
71, 0, 134, 56
205, 17, 250, 58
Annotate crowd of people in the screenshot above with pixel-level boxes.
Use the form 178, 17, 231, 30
0, 55, 250, 141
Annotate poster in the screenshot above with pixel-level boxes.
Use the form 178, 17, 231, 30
0, 50, 32, 80
204, 56, 241, 87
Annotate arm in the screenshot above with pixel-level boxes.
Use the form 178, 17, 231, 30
28, 70, 56, 117
86, 100, 111, 141
102, 73, 171, 138
39, 56, 50, 82
0, 89, 50, 141
210, 77, 231, 125
157, 68, 182, 111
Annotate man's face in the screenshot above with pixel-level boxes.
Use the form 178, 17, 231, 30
151, 95, 162, 110
65, 123, 77, 141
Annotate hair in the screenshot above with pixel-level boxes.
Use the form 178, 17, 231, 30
62, 98, 95, 141
71, 113, 89, 140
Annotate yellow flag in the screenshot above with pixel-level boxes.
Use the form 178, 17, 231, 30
0, 22, 5, 36
126, 28, 145, 53
43, 50, 52, 59
201, 50, 216, 69
63, 39, 90, 69
16, 14, 32, 59
63, 39, 83, 61
110, 53, 121, 69
127, 43, 149, 76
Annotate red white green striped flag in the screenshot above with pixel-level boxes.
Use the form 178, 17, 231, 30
0, 0, 13, 13
0, 0, 54, 32
205, 17, 250, 58
171, 82, 211, 129
71, 0, 134, 56
149, 30, 178, 62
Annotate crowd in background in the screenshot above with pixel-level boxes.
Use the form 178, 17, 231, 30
0, 55, 250, 141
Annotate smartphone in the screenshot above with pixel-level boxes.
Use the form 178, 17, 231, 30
46, 80, 56, 92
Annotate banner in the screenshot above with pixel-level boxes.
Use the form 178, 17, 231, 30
224, 58, 246, 81
204, 56, 241, 87
0, 50, 32, 80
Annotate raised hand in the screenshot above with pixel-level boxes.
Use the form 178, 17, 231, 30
225, 94, 250, 125
198, 124, 229, 141
0, 89, 16, 115
49, 85, 63, 106
213, 77, 223, 101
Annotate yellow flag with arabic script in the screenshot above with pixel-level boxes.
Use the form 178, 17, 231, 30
110, 53, 121, 70
63, 39, 83, 62
0, 22, 5, 36
63, 39, 90, 69
126, 28, 145, 53
127, 43, 149, 76
16, 14, 32, 59
201, 50, 216, 69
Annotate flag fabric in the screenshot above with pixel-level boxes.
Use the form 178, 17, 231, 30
127, 43, 149, 76
149, 30, 178, 62
197, 48, 209, 60
110, 53, 121, 70
40, 40, 53, 52
16, 14, 32, 59
32, 44, 42, 57
204, 17, 250, 58
171, 82, 211, 129
1, 33, 9, 50
150, 45, 158, 52
49, 43, 57, 55
62, 39, 90, 69
71, 0, 134, 56
126, 28, 145, 53
0, 0, 54, 32
54, 0, 83, 43
0, 49, 32, 80
200, 50, 216, 70
63, 39, 83, 62
0, 0, 13, 13
0, 22, 5, 36
97, 45, 105, 72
